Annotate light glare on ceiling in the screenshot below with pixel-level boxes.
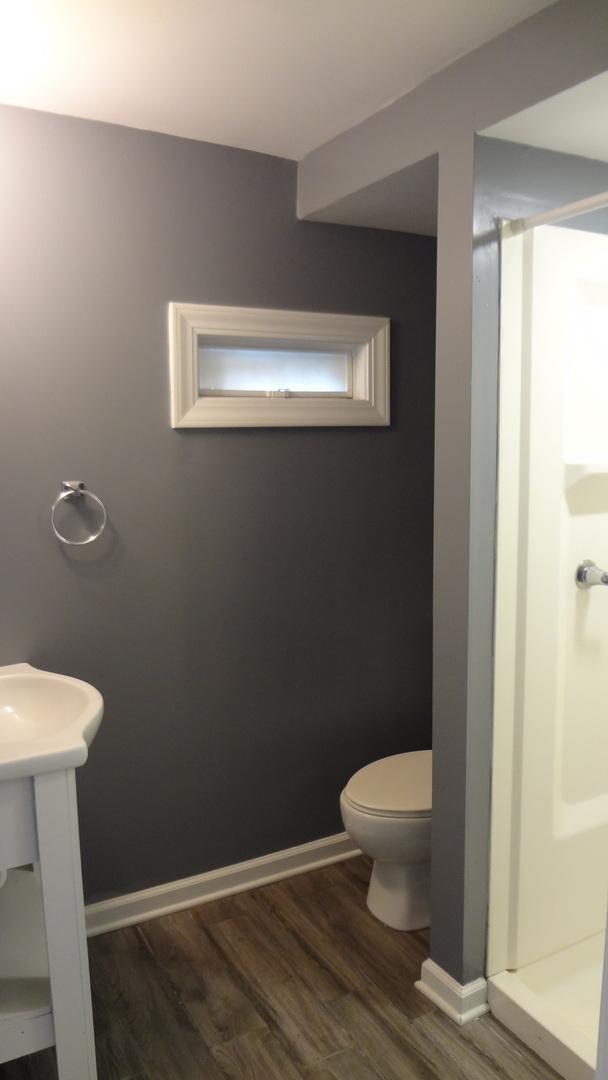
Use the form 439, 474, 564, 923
0, 1, 557, 160
0, 1, 51, 101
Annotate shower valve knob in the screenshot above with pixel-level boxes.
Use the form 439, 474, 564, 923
575, 560, 608, 589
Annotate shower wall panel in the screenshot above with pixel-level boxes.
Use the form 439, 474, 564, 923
489, 225, 608, 974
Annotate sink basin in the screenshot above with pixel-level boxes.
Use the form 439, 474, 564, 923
0, 663, 103, 781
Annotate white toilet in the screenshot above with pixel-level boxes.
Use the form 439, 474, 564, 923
340, 749, 432, 931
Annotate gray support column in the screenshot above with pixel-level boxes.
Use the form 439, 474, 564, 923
431, 135, 479, 983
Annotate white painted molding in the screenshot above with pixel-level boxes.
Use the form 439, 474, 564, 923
169, 302, 390, 428
86, 832, 359, 937
415, 959, 489, 1025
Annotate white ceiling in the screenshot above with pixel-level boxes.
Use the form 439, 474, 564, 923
0, 0, 555, 160
484, 71, 608, 163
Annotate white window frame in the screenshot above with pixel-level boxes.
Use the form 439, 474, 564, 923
169, 302, 390, 428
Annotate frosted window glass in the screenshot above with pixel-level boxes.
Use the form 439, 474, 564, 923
198, 345, 351, 395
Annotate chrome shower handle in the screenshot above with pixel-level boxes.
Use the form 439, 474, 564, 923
575, 560, 608, 589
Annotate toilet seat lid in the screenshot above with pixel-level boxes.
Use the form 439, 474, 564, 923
344, 750, 432, 816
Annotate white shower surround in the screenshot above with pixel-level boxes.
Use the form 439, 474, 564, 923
488, 224, 608, 1080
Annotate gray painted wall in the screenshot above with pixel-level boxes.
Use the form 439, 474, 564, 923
308, 156, 439, 237
0, 104, 436, 902
475, 137, 608, 232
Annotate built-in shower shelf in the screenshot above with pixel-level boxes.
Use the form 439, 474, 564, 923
564, 463, 608, 489
0, 977, 54, 1063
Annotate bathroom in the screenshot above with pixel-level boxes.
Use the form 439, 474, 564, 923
0, 3, 607, 1079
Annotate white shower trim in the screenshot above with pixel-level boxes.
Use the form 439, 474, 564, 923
415, 959, 489, 1025
487, 970, 595, 1080
84, 832, 359, 937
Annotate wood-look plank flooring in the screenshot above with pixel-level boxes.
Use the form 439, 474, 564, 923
0, 857, 561, 1080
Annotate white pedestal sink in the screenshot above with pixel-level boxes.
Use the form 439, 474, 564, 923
0, 663, 103, 1079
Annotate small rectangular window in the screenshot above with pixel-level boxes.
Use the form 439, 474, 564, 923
169, 303, 390, 427
198, 342, 352, 397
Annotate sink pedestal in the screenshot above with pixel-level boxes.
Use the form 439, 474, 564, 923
0, 769, 97, 1078
0, 662, 103, 1078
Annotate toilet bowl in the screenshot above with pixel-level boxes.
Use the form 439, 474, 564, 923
340, 749, 432, 931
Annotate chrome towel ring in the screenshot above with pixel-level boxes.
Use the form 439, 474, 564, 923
51, 481, 107, 546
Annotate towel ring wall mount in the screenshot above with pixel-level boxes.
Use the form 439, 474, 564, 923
51, 481, 107, 546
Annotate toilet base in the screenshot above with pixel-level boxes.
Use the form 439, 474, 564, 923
367, 859, 430, 931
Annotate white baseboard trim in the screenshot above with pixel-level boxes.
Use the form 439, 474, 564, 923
85, 832, 359, 938
415, 959, 489, 1025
